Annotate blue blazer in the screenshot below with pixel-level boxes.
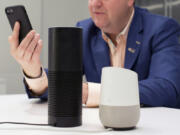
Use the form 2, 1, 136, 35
25, 7, 180, 108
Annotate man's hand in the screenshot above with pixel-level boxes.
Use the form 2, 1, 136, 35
8, 22, 43, 77
82, 83, 88, 104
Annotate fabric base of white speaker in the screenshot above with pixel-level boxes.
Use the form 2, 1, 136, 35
99, 105, 140, 129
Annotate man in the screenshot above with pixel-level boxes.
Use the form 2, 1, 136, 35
9, 0, 180, 108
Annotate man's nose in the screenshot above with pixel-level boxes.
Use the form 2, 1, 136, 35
90, 0, 103, 7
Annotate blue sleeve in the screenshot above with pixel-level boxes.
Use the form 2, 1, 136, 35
24, 68, 48, 101
139, 19, 180, 108
76, 22, 85, 75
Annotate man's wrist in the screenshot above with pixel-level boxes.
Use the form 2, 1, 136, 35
23, 67, 43, 79
24, 68, 48, 96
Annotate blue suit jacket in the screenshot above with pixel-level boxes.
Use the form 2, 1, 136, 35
25, 7, 180, 108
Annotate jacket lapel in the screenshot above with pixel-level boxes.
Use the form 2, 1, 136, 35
90, 7, 144, 76
125, 7, 144, 69
91, 30, 110, 76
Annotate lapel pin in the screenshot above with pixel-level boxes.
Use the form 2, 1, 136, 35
136, 41, 141, 45
128, 48, 136, 53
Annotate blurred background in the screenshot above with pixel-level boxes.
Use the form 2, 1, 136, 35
0, 0, 179, 94
136, 0, 180, 24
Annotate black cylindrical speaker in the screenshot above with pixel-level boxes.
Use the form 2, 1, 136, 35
48, 27, 82, 127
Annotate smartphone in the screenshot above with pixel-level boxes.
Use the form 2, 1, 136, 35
5, 5, 32, 43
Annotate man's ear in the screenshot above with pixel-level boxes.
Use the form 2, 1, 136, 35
128, 0, 135, 7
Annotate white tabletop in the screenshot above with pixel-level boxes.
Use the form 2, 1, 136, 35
0, 94, 180, 135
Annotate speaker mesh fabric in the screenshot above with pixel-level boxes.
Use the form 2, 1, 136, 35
48, 71, 82, 117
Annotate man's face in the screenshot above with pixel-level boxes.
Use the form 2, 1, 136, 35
88, 0, 134, 33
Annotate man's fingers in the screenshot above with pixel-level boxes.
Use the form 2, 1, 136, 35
9, 22, 20, 53
82, 83, 88, 104
12, 22, 20, 41
19, 30, 36, 50
32, 39, 43, 61
9, 35, 17, 53
18, 30, 36, 58
23, 34, 40, 62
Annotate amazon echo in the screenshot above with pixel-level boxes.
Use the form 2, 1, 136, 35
99, 67, 140, 130
48, 27, 82, 127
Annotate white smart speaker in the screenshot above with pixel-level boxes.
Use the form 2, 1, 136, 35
99, 67, 140, 130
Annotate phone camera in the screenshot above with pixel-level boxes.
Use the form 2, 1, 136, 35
6, 8, 13, 14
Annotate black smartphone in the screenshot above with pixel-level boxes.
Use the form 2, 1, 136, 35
5, 5, 32, 43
